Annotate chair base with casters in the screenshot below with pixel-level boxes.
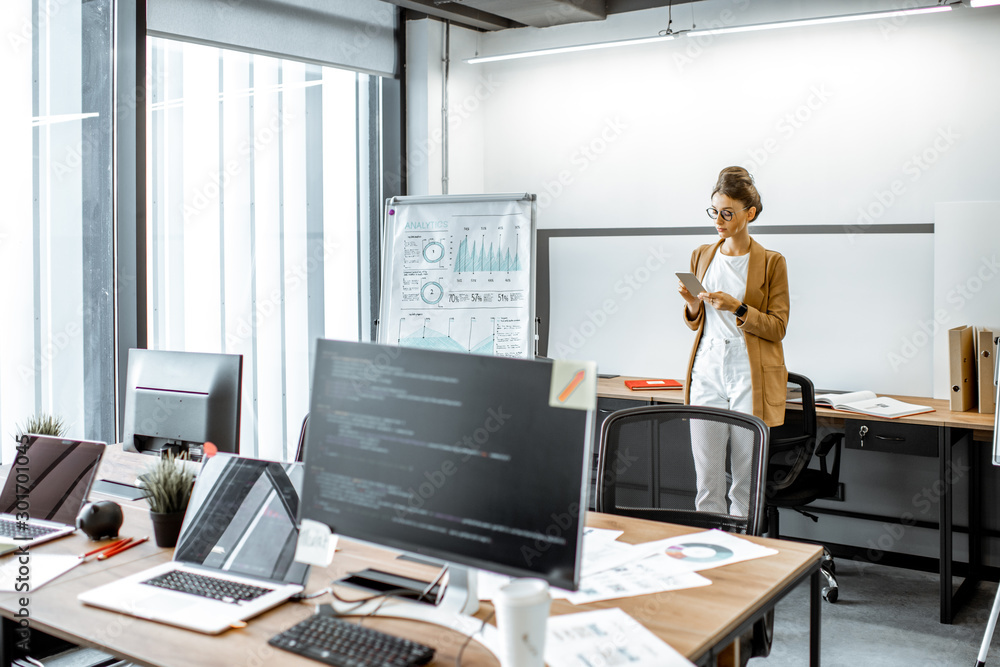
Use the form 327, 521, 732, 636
767, 503, 840, 603
766, 430, 844, 603
765, 371, 843, 605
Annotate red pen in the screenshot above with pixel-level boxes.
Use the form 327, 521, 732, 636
98, 536, 149, 560
81, 538, 131, 560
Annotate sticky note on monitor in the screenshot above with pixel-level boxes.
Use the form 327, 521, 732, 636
549, 359, 597, 411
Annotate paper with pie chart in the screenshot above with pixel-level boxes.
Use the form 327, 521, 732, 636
650, 529, 779, 572
379, 195, 535, 358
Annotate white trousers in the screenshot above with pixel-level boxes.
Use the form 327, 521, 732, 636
688, 336, 754, 517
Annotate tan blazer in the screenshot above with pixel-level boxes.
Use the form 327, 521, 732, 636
682, 238, 790, 427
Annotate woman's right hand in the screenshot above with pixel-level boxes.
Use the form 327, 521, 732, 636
678, 280, 702, 315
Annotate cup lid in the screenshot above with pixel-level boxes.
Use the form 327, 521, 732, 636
496, 578, 551, 606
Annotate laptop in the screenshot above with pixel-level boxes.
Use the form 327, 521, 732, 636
79, 454, 309, 634
0, 436, 106, 547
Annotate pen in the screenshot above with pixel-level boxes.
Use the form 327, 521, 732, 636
81, 538, 131, 560
98, 536, 148, 560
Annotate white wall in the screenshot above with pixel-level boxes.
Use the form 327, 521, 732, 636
407, 1, 1000, 396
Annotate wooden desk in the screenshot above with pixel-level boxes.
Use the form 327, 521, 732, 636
0, 447, 823, 667
598, 375, 997, 624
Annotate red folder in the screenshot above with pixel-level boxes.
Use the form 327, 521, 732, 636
624, 379, 682, 391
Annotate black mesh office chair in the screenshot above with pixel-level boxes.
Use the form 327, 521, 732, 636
765, 372, 842, 603
294, 414, 309, 462
596, 404, 772, 660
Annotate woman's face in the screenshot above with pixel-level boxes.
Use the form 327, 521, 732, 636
710, 193, 755, 240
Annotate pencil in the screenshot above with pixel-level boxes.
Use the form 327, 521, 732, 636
81, 538, 130, 560
98, 536, 148, 560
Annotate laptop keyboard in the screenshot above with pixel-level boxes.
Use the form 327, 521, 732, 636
0, 518, 60, 540
269, 613, 435, 667
142, 569, 274, 604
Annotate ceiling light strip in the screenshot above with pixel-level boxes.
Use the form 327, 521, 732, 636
466, 34, 676, 64
466, 4, 954, 64
687, 5, 952, 37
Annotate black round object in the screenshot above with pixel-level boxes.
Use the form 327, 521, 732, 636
76, 500, 124, 540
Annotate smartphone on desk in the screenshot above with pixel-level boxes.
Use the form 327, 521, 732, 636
676, 272, 707, 296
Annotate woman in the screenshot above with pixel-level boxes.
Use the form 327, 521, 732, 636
677, 166, 789, 517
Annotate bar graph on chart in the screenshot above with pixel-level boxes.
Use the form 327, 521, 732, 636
453, 235, 523, 273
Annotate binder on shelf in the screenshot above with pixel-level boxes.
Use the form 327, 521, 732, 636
948, 325, 976, 412
978, 329, 997, 415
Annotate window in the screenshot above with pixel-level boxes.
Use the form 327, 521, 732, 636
147, 38, 370, 461
0, 1, 114, 463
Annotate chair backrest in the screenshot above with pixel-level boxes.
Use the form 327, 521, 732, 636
596, 405, 769, 536
765, 372, 817, 499
294, 413, 309, 462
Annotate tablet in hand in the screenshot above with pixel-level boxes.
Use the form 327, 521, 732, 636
676, 272, 707, 296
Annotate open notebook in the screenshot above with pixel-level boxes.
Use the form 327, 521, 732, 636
811, 390, 934, 419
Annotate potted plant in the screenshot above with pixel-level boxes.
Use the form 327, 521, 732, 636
14, 412, 66, 441
138, 452, 195, 548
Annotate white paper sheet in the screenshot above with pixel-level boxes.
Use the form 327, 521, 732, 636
545, 608, 695, 667
0, 554, 81, 591
566, 554, 711, 605
636, 529, 779, 572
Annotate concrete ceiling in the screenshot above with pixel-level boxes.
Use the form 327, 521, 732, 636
380, 0, 706, 31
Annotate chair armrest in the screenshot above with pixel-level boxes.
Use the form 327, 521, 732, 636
815, 433, 844, 482
816, 432, 843, 458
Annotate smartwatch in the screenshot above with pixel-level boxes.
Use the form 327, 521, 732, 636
734, 303, 749, 319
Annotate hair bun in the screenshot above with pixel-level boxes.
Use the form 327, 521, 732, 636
712, 166, 763, 221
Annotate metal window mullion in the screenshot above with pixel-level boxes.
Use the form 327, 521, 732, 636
304, 64, 324, 371
114, 0, 147, 442
32, 0, 42, 414
219, 51, 227, 352
248, 55, 259, 457
277, 62, 288, 461
81, 0, 114, 443
150, 42, 162, 347
357, 74, 380, 343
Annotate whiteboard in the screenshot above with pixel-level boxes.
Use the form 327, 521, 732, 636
378, 194, 536, 358
544, 229, 934, 395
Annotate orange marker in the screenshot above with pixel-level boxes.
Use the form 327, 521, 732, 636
558, 369, 586, 402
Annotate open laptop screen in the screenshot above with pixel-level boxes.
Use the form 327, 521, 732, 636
173, 455, 308, 585
0, 436, 105, 523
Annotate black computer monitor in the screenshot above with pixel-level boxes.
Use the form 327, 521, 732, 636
122, 348, 243, 459
300, 339, 594, 606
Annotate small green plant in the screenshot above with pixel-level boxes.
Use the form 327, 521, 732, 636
139, 453, 195, 514
14, 413, 66, 441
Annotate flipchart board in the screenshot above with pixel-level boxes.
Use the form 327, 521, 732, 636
378, 194, 537, 358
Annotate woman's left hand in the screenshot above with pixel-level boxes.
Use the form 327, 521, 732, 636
699, 291, 740, 313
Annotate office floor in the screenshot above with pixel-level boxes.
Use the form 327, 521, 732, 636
762, 559, 999, 666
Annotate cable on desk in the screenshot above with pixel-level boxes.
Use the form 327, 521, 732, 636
291, 586, 332, 601
454, 609, 493, 667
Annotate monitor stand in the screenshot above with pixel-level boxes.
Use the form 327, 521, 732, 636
327, 565, 500, 659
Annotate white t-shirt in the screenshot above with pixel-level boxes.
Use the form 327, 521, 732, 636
701, 251, 749, 340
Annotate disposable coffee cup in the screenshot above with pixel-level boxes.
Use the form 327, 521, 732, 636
494, 578, 551, 667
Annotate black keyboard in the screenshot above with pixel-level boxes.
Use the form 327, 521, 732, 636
141, 569, 273, 604
0, 518, 59, 539
269, 613, 435, 667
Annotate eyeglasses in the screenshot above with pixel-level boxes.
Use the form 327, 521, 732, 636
706, 206, 750, 222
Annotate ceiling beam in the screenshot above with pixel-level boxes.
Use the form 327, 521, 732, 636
381, 0, 520, 31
